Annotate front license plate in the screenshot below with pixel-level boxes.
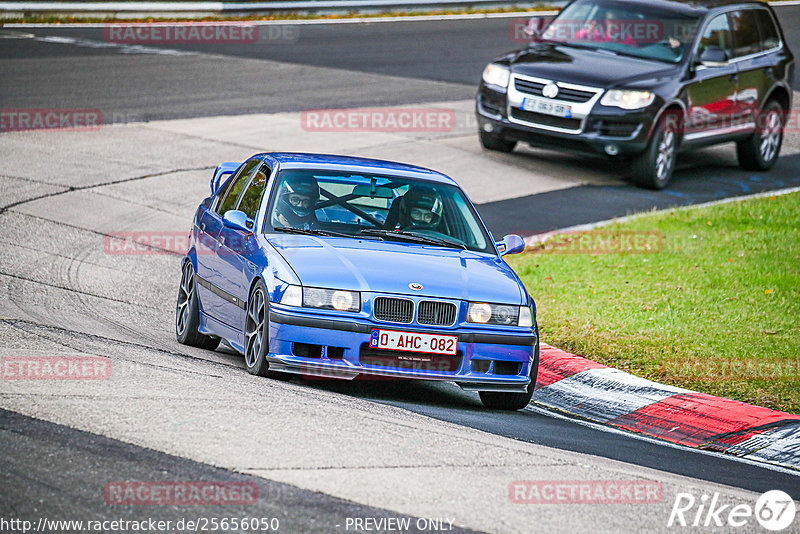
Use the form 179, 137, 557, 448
522, 97, 572, 118
370, 329, 457, 355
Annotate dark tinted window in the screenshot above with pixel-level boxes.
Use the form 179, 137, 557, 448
237, 166, 269, 221
730, 10, 761, 58
218, 159, 260, 215
698, 14, 733, 58
754, 9, 780, 51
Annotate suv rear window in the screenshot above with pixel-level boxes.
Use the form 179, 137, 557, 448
730, 10, 761, 58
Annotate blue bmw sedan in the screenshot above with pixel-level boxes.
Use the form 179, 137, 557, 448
176, 153, 539, 410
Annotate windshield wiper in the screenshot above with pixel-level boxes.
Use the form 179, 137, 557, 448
360, 229, 466, 249
273, 226, 357, 239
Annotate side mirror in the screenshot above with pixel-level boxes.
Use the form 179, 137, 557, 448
496, 234, 525, 256
524, 15, 555, 42
698, 47, 729, 68
222, 210, 253, 233
211, 162, 241, 196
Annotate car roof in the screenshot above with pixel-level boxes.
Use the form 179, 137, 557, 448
591, 0, 770, 16
260, 152, 458, 186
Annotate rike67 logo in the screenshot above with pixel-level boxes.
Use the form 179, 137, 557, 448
668, 490, 796, 531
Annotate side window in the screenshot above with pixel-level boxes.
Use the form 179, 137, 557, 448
236, 165, 270, 221
754, 9, 780, 51
697, 14, 733, 59
730, 10, 761, 58
217, 159, 260, 215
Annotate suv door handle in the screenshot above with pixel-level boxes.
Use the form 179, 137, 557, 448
199, 223, 206, 232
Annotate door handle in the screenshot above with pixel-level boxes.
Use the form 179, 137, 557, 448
199, 223, 206, 232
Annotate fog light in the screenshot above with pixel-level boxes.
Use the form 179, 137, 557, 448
482, 122, 494, 133
605, 144, 619, 156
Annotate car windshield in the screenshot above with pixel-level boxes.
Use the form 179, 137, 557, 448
266, 170, 493, 253
541, 0, 702, 63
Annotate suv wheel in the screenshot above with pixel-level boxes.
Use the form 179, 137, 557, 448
479, 131, 517, 153
737, 100, 784, 171
632, 113, 678, 189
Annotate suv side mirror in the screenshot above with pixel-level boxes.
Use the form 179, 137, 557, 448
211, 162, 241, 195
496, 234, 525, 256
222, 210, 253, 233
698, 47, 729, 68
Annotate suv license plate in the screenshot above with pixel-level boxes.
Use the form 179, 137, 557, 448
522, 97, 572, 118
370, 329, 457, 355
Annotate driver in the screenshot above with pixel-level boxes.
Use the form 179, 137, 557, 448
273, 174, 319, 229
396, 186, 444, 230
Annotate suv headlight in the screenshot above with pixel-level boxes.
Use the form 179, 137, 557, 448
600, 90, 655, 110
468, 302, 530, 326
279, 285, 360, 312
482, 63, 511, 89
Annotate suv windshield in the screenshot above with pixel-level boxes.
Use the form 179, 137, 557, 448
542, 0, 702, 63
266, 170, 493, 253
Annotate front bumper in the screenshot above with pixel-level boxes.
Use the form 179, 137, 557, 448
477, 82, 655, 157
267, 306, 537, 393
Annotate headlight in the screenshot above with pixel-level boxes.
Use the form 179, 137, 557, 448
467, 302, 521, 326
600, 90, 655, 110
482, 63, 511, 89
303, 287, 360, 312
279, 284, 302, 307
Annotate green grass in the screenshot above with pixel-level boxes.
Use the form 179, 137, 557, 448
508, 191, 800, 414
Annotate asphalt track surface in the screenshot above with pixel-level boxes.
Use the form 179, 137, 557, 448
1, 9, 800, 533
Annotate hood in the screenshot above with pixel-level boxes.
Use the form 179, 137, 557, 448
509, 44, 679, 88
268, 235, 526, 304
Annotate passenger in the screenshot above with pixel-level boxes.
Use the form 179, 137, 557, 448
396, 186, 444, 231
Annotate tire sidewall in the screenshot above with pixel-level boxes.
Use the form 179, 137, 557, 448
245, 279, 270, 375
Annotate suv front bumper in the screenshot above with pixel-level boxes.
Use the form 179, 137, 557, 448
477, 84, 656, 157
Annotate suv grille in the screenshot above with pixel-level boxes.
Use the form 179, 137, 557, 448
514, 79, 596, 103
417, 301, 457, 326
373, 297, 414, 324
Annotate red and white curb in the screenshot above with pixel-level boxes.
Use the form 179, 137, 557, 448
532, 344, 800, 471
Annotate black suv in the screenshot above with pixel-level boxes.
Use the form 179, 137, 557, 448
476, 0, 794, 189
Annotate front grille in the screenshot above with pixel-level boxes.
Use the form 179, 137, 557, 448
593, 120, 640, 138
417, 301, 457, 326
511, 108, 582, 131
360, 344, 462, 373
514, 79, 596, 103
373, 297, 414, 324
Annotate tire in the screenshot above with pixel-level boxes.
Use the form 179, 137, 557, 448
176, 261, 221, 350
479, 338, 540, 410
632, 112, 679, 189
479, 131, 517, 153
737, 100, 784, 171
244, 279, 276, 377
